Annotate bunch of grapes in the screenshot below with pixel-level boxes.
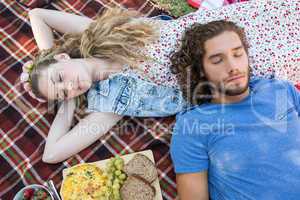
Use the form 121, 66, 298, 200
101, 156, 127, 200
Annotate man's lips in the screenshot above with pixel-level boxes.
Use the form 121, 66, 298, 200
226, 74, 245, 83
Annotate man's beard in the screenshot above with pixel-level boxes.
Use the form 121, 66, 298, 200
218, 71, 250, 96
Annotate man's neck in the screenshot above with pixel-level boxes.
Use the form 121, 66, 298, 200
211, 87, 250, 104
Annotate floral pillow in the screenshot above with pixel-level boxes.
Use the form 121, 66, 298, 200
140, 0, 299, 87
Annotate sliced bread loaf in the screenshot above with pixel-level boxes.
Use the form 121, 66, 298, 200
123, 154, 158, 183
120, 175, 155, 200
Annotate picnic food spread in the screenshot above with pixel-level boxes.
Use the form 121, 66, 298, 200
60, 153, 159, 200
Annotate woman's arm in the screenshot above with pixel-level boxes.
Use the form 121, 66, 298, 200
43, 99, 123, 163
28, 8, 94, 50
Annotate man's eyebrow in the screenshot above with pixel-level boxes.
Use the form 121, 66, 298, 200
50, 76, 58, 99
208, 46, 244, 60
233, 46, 243, 50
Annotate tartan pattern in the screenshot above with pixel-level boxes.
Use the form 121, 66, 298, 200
1, 0, 246, 199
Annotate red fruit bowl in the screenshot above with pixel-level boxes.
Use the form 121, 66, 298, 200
13, 184, 54, 200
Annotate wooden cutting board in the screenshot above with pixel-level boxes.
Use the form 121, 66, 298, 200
61, 150, 163, 200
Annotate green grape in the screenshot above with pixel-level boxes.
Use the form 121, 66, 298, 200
114, 158, 122, 165
113, 188, 120, 196
113, 179, 120, 185
119, 173, 126, 180
111, 166, 117, 172
106, 160, 114, 169
115, 164, 123, 170
114, 170, 121, 176
112, 183, 120, 190
115, 159, 124, 167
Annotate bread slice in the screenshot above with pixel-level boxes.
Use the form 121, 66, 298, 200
120, 175, 155, 200
123, 154, 158, 183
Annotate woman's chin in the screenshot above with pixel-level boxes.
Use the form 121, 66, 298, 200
79, 80, 92, 91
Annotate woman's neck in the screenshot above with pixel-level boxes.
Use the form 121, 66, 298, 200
84, 58, 124, 81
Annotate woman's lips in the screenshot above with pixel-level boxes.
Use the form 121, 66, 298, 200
77, 77, 82, 90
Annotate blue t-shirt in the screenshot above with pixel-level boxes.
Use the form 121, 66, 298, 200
170, 77, 300, 199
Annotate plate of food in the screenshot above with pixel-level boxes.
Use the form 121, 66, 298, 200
60, 150, 163, 200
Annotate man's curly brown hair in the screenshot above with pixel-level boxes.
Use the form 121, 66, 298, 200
170, 20, 249, 105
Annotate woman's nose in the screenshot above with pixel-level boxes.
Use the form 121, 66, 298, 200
66, 82, 80, 98
56, 82, 65, 91
65, 82, 74, 90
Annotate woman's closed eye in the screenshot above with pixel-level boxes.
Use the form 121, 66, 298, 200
63, 90, 68, 99
58, 89, 67, 100
59, 73, 63, 82
55, 73, 67, 99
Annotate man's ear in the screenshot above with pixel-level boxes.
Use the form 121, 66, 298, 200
53, 53, 70, 61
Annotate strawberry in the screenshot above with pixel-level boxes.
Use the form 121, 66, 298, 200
34, 189, 48, 199
23, 188, 34, 199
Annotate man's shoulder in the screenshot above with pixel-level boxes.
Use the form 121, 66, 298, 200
250, 76, 275, 86
250, 77, 293, 90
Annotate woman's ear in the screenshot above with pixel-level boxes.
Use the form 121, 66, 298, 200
53, 53, 70, 61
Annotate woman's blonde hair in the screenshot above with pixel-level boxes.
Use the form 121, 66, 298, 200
30, 7, 158, 101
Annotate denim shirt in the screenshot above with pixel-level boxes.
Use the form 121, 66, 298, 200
86, 72, 189, 117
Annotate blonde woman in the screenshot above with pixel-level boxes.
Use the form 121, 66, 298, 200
25, 8, 188, 164
23, 0, 299, 163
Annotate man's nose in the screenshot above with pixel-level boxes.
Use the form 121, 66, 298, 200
226, 57, 239, 74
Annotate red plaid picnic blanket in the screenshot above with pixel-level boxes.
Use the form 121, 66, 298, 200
0, 0, 247, 199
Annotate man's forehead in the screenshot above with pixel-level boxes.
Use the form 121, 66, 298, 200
204, 32, 243, 55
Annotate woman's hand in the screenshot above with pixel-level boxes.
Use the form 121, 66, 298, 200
45, 98, 76, 145
29, 9, 55, 50
43, 99, 123, 163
